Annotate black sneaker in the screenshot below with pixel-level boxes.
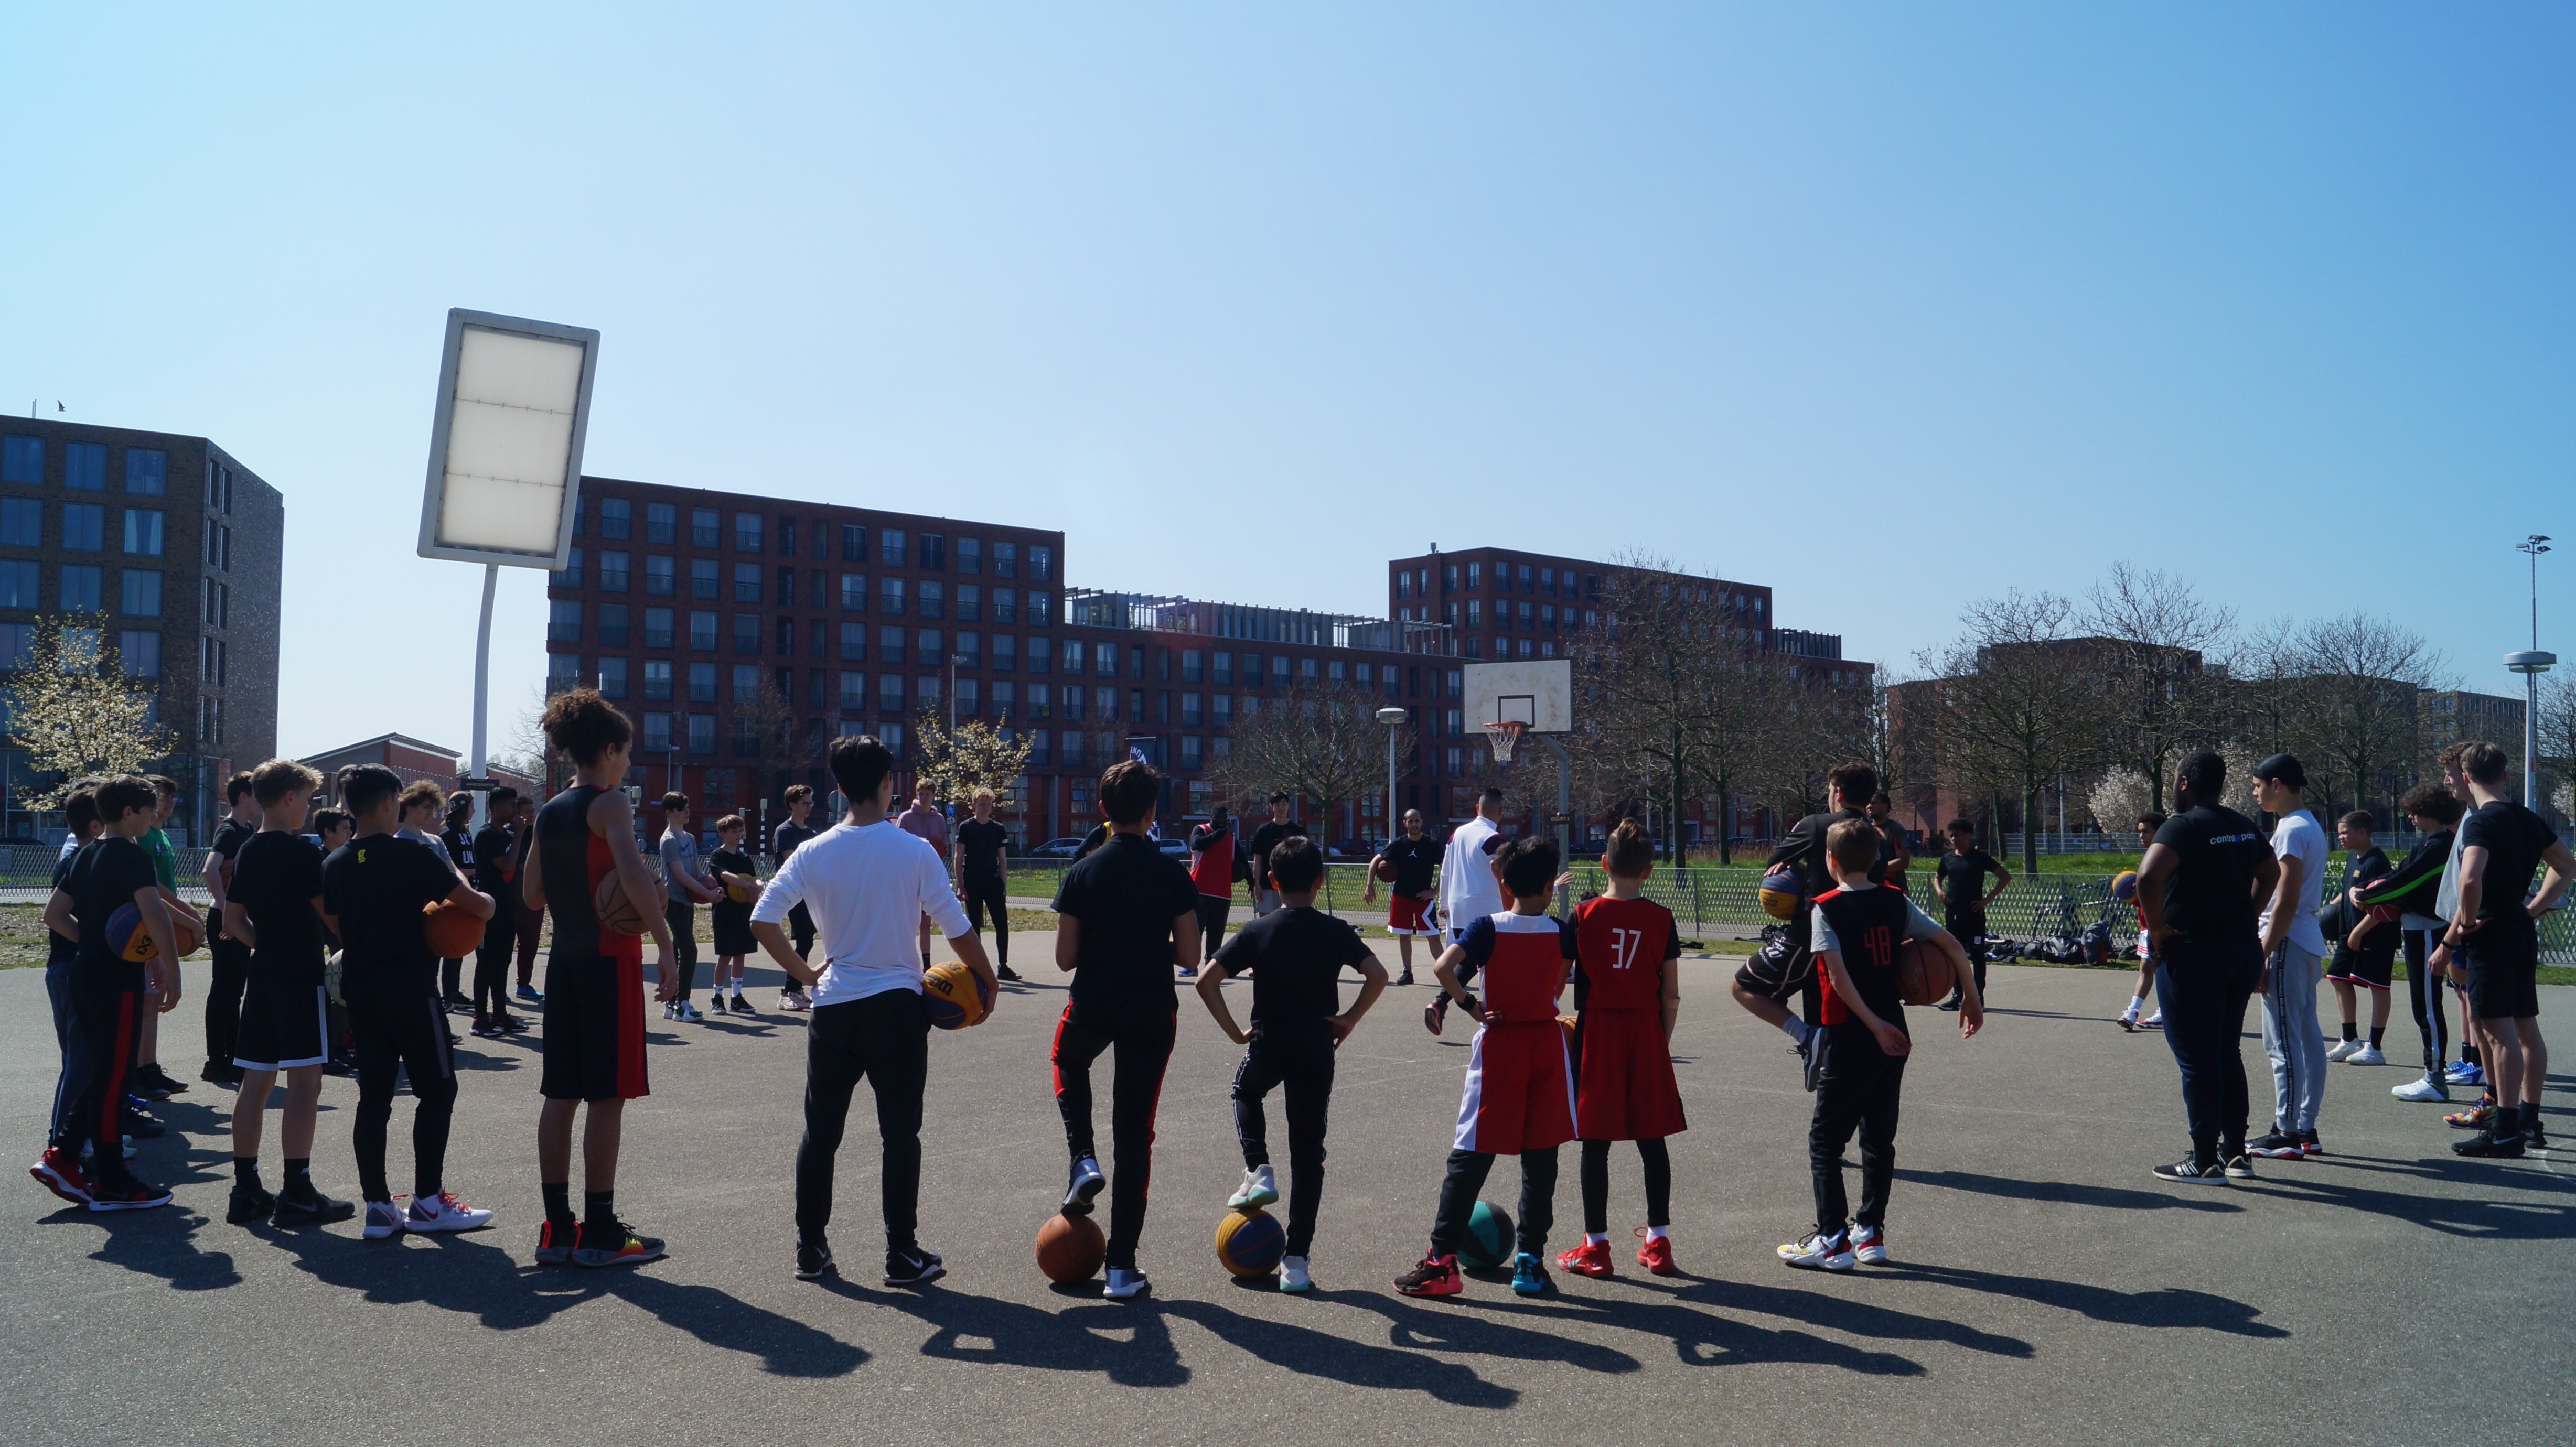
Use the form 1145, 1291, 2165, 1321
321, 1055, 358, 1077
2247, 1130, 2304, 1160
200, 1060, 244, 1088
885, 1245, 946, 1287
130, 1072, 177, 1102
2152, 1157, 2229, 1185
573, 1219, 667, 1268
1936, 995, 1962, 1012
443, 992, 475, 1014
226, 1181, 276, 1225
1396, 969, 1414, 987
795, 1239, 835, 1281
270, 1189, 356, 1227
2295, 1130, 2323, 1157
1062, 1156, 1106, 1217
996, 966, 1023, 982
2222, 1154, 2256, 1179
121, 1112, 166, 1140
2526, 1117, 2550, 1152
2454, 1129, 2525, 1159
729, 995, 755, 1015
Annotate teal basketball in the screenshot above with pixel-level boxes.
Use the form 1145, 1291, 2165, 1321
1215, 1208, 1287, 1276
1456, 1200, 1514, 1269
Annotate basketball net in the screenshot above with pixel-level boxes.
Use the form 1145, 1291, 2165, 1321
1483, 720, 1525, 764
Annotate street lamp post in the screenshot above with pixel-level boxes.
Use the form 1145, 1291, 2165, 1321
1376, 707, 1408, 851
2511, 535, 2553, 809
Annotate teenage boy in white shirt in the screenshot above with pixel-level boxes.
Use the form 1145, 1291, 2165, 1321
2248, 754, 2330, 1160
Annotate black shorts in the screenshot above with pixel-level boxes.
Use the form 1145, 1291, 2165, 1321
1733, 928, 1813, 1002
232, 962, 329, 1071
2326, 937, 2396, 990
540, 951, 649, 1101
2459, 932, 2540, 1020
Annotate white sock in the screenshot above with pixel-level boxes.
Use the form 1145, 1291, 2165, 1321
1646, 1225, 1669, 1241
1585, 1232, 1607, 1246
2123, 996, 2144, 1017
1780, 1016, 1814, 1046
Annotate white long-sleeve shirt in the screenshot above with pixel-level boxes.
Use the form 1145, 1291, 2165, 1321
1436, 815, 1506, 938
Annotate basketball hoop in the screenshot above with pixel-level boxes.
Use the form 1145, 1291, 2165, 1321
1483, 721, 1525, 764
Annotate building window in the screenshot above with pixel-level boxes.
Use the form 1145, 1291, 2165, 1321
776, 566, 797, 608
1541, 604, 1555, 631
958, 537, 982, 575
990, 588, 1015, 624
880, 720, 904, 757
957, 584, 979, 622
721, 663, 753, 702
1182, 735, 1202, 769
688, 661, 716, 703
1029, 545, 1053, 580
124, 449, 166, 495
1182, 692, 1202, 726
62, 504, 102, 551
840, 669, 867, 710
1182, 649, 1203, 684
881, 577, 904, 615
957, 631, 982, 667
920, 580, 943, 619
688, 609, 718, 649
0, 436, 41, 484
1093, 642, 1115, 675
0, 498, 37, 545
879, 624, 905, 664
839, 621, 866, 661
645, 555, 675, 595
734, 512, 763, 552
690, 557, 717, 598
732, 562, 761, 603
689, 713, 716, 754
918, 533, 945, 570
917, 629, 942, 665
993, 540, 1017, 578
1023, 633, 1047, 673
992, 679, 1016, 720
956, 677, 980, 716
548, 599, 581, 643
733, 613, 760, 654
591, 550, 626, 591
555, 653, 591, 694
599, 498, 631, 539
1027, 682, 1051, 720
1062, 684, 1085, 721
841, 523, 866, 561
643, 659, 673, 700
878, 673, 904, 713
641, 712, 672, 753
591, 655, 625, 698
691, 507, 718, 546
0, 560, 38, 608
597, 603, 629, 646
1028, 591, 1051, 625
840, 572, 866, 610
552, 546, 584, 589
776, 515, 798, 558
646, 502, 675, 544
1213, 693, 1232, 725
872, 528, 904, 567
776, 615, 796, 655
65, 443, 106, 490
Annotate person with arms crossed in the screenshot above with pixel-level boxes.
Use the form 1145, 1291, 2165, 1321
2443, 741, 2574, 1157
1366, 807, 1441, 987
1247, 792, 1306, 919
2321, 811, 2395, 1066
955, 788, 1018, 982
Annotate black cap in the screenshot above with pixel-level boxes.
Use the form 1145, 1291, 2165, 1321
2253, 753, 2306, 790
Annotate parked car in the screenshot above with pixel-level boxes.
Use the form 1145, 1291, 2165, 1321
1155, 836, 1189, 860
1027, 836, 1088, 859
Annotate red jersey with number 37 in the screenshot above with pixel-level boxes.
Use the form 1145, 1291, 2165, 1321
1573, 895, 1681, 1011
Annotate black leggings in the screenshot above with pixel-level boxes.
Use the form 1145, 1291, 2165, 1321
1431, 1146, 1559, 1259
349, 989, 458, 1203
474, 916, 515, 1020
2402, 929, 2450, 1074
1050, 1001, 1176, 1270
1196, 895, 1230, 962
1580, 1137, 1672, 1235
963, 879, 1010, 965
796, 987, 929, 1249
1231, 1022, 1334, 1256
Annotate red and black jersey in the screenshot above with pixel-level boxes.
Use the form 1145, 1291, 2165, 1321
1811, 883, 1912, 1031
1572, 894, 1681, 1013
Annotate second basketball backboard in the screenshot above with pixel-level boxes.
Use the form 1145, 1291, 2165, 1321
1462, 657, 1571, 734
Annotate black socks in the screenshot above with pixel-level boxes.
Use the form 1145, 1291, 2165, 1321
2368, 1027, 2385, 1049
282, 1158, 315, 1203
584, 1189, 617, 1231
234, 1157, 260, 1186
543, 1181, 574, 1226
2341, 1023, 2357, 1042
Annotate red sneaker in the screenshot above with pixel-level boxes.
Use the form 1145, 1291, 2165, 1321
1392, 1251, 1463, 1297
1635, 1227, 1678, 1276
1555, 1238, 1615, 1278
28, 1147, 90, 1206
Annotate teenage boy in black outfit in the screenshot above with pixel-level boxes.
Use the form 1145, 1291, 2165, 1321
2445, 741, 2575, 1157
323, 763, 499, 1239
1196, 836, 1388, 1292
438, 798, 477, 1011
1247, 793, 1306, 917
2358, 784, 2464, 1102
200, 771, 259, 1087
34, 775, 184, 1210
2139, 750, 2280, 1184
1050, 758, 1203, 1299
1731, 762, 1887, 1054
470, 786, 526, 1037
2322, 811, 2395, 1065
955, 787, 1018, 981
1933, 819, 2010, 1012
1364, 808, 1442, 986
773, 784, 820, 1010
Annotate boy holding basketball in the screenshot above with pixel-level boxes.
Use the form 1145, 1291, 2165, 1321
659, 792, 722, 1022
519, 690, 679, 1267
706, 815, 759, 1013
1555, 819, 1687, 1280
1195, 835, 1387, 1292
1395, 836, 1578, 1299
753, 734, 994, 1288
1779, 819, 1978, 1272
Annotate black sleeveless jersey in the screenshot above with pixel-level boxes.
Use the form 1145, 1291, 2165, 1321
1812, 882, 1912, 1031
538, 784, 608, 966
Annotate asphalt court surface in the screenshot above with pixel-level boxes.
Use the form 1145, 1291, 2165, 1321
8, 938, 2572, 1446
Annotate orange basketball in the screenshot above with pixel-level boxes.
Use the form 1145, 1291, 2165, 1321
594, 872, 648, 935
1371, 857, 1397, 883
161, 889, 204, 957
422, 900, 486, 959
1896, 938, 1956, 1007
1036, 1213, 1105, 1283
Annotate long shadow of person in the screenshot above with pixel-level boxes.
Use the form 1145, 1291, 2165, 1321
1529, 1285, 1928, 1374
1893, 1167, 2246, 1215
263, 1229, 865, 1376
1155, 1295, 1518, 1406
2231, 1159, 2576, 1240
1659, 1275, 2035, 1358
815, 1276, 1188, 1387
44, 1205, 244, 1291
1331, 1290, 1643, 1375
1875, 1262, 2287, 1338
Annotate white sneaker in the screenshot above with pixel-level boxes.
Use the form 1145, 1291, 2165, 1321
2348, 1045, 2386, 1066
1850, 1224, 1890, 1265
362, 1199, 406, 1239
778, 989, 810, 1012
678, 1002, 704, 1022
2393, 1076, 2451, 1102
2140, 1014, 2163, 1029
1279, 1255, 1312, 1292
1775, 1231, 1853, 1271
2325, 1039, 2361, 1062
406, 1190, 495, 1233
1103, 1266, 1151, 1299
661, 1002, 680, 1021
1229, 1164, 1279, 1211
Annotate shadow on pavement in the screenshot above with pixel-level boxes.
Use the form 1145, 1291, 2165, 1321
47, 1205, 244, 1291
2233, 1160, 2576, 1240
1158, 1295, 1519, 1406
1879, 1262, 2288, 1337
819, 1276, 1187, 1386
1665, 1276, 2035, 1358
1895, 1167, 2244, 1214
1521, 1287, 1928, 1375
1335, 1290, 1645, 1374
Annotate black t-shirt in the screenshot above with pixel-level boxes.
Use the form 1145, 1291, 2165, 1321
2460, 800, 2559, 945
210, 815, 254, 868
707, 846, 755, 922
234, 829, 328, 981
2152, 804, 2272, 945
1875, 819, 1910, 880
67, 835, 160, 989
773, 819, 817, 863
1212, 905, 1373, 1026
2324, 845, 2390, 942
1769, 808, 1884, 898
1382, 835, 1439, 895
473, 824, 516, 895
45, 851, 77, 967
1248, 819, 1308, 887
441, 826, 472, 870
957, 818, 1010, 883
1937, 847, 2004, 913
323, 833, 463, 997
1051, 832, 1200, 1011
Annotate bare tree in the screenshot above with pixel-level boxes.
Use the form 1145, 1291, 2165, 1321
1204, 681, 1407, 851
2081, 561, 2234, 811
1916, 590, 2115, 873
2284, 611, 2448, 823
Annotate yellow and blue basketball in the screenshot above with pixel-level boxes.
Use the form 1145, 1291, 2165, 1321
921, 960, 991, 1030
2111, 870, 2139, 902
1215, 1207, 1286, 1277
106, 903, 156, 963
1457, 1199, 1514, 1269
1758, 868, 1807, 921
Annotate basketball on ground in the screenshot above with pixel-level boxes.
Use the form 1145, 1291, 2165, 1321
1036, 1213, 1105, 1283
422, 900, 485, 959
921, 960, 990, 1030
1457, 1200, 1514, 1269
1896, 938, 1956, 1007
1215, 1208, 1286, 1276
595, 873, 647, 935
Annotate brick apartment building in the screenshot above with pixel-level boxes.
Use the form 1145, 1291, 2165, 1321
541, 480, 1873, 851
0, 417, 281, 845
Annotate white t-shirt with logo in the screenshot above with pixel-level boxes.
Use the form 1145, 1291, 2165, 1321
1437, 815, 1506, 940
751, 819, 970, 1007
2263, 809, 2330, 957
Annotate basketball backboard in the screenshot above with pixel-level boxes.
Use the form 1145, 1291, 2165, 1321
1463, 658, 1571, 733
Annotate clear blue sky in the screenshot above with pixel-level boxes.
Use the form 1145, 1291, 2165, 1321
6, 4, 2569, 759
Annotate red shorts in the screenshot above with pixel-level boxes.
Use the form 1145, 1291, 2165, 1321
1572, 1008, 1687, 1140
1388, 894, 1433, 935
1453, 1019, 1577, 1154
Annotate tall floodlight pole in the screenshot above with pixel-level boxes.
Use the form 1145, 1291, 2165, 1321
417, 310, 601, 828
2509, 536, 2553, 809
1376, 707, 1408, 849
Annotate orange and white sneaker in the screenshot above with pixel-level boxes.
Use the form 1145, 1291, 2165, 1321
1635, 1227, 1678, 1276
1555, 1238, 1615, 1278
406, 1190, 496, 1233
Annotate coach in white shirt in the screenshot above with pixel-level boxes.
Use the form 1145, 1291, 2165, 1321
1425, 785, 1510, 1035
753, 733, 995, 1289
